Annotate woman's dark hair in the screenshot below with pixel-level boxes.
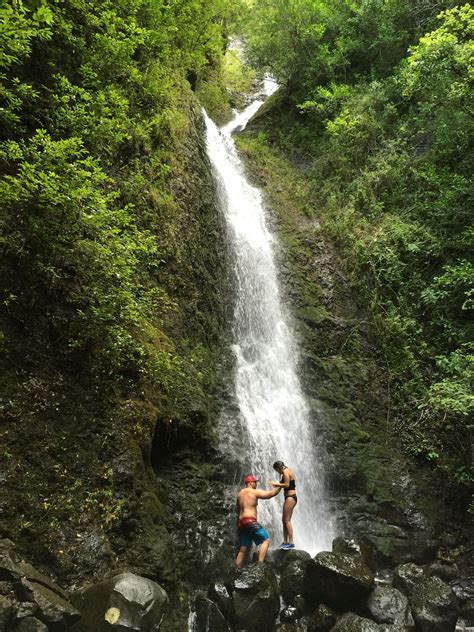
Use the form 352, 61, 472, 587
273, 461, 285, 471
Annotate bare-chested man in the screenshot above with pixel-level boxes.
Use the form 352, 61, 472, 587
235, 474, 281, 566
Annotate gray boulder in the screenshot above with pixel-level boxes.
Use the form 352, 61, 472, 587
332, 538, 376, 573
332, 612, 383, 632
393, 563, 459, 632
307, 603, 337, 632
232, 564, 280, 631
0, 540, 69, 601
280, 557, 310, 603
72, 571, 168, 631
194, 593, 230, 632
304, 551, 374, 610
358, 523, 438, 567
366, 585, 414, 627
20, 578, 80, 628
268, 549, 312, 573
280, 605, 300, 623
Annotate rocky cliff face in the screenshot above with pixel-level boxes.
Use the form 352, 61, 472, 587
0, 90, 233, 629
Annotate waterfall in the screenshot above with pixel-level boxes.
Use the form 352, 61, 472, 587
203, 79, 334, 555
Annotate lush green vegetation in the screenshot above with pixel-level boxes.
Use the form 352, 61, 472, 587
242, 1, 473, 491
1, 0, 240, 416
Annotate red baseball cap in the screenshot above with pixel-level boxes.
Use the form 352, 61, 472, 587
244, 474, 258, 483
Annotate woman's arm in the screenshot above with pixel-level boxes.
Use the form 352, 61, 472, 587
270, 470, 290, 488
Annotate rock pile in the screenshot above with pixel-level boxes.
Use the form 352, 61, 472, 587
191, 538, 467, 632
0, 540, 168, 631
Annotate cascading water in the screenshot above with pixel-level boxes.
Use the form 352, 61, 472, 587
204, 79, 334, 555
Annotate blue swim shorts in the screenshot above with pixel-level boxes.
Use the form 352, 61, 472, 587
238, 518, 269, 547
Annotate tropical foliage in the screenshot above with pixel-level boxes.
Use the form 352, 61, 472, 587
0, 0, 236, 415
243, 1, 473, 488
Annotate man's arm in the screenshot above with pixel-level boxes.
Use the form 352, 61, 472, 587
255, 487, 281, 499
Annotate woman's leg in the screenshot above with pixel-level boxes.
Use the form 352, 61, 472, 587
282, 515, 288, 543
283, 497, 296, 544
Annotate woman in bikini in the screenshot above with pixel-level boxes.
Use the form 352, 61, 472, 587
271, 461, 297, 550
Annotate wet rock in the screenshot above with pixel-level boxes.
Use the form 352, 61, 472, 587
0, 594, 14, 629
15, 602, 39, 620
72, 571, 168, 632
232, 564, 279, 631
427, 562, 460, 583
0, 542, 24, 581
333, 538, 361, 555
450, 577, 474, 604
280, 557, 310, 603
0, 581, 16, 597
358, 523, 438, 567
21, 578, 80, 628
304, 551, 374, 610
393, 563, 459, 632
268, 549, 311, 573
207, 582, 234, 623
280, 605, 300, 622
332, 612, 383, 632
0, 540, 69, 602
332, 538, 376, 573
365, 585, 414, 627
194, 593, 230, 632
14, 617, 48, 631
292, 594, 308, 613
307, 603, 337, 632
375, 502, 411, 529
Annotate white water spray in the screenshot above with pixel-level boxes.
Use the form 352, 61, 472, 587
204, 79, 334, 555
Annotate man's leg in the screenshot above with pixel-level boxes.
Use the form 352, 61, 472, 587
235, 546, 248, 567
257, 538, 270, 563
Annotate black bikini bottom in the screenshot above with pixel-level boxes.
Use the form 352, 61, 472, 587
285, 495, 297, 505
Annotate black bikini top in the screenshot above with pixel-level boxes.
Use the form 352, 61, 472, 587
280, 476, 296, 490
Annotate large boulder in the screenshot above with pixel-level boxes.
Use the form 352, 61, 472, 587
332, 538, 376, 572
268, 549, 312, 574
193, 593, 230, 632
0, 541, 69, 601
0, 540, 80, 630
357, 523, 438, 568
331, 612, 383, 632
20, 578, 80, 629
304, 551, 374, 610
72, 571, 168, 631
280, 556, 311, 604
365, 585, 414, 628
393, 563, 459, 632
232, 564, 280, 631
